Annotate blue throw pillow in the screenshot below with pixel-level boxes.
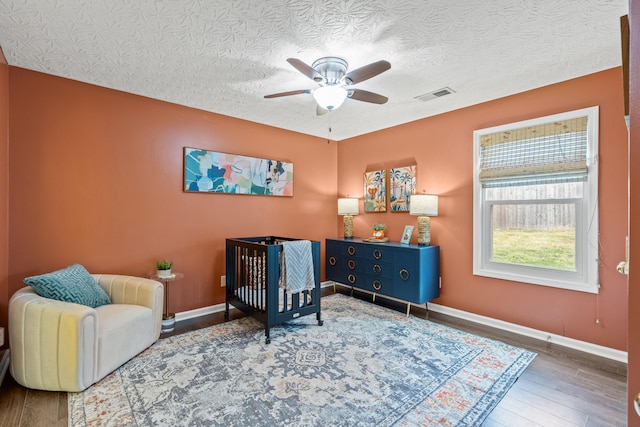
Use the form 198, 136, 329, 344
24, 264, 111, 308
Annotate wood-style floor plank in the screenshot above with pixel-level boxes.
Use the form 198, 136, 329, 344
0, 285, 628, 426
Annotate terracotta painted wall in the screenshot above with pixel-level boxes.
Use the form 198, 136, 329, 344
338, 68, 628, 351
0, 47, 8, 340
627, 0, 640, 423
7, 68, 338, 314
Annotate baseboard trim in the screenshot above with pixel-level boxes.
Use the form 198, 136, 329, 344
174, 281, 627, 364
426, 302, 627, 364
175, 281, 336, 322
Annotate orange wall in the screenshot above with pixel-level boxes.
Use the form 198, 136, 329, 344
4, 65, 630, 352
339, 68, 628, 350
0, 47, 8, 338
7, 67, 338, 314
628, 1, 640, 423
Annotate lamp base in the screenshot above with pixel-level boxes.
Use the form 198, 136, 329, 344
417, 216, 431, 246
343, 215, 354, 238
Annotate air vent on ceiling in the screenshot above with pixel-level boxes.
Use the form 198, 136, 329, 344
415, 87, 456, 102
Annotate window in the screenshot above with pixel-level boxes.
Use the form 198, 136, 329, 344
473, 107, 599, 293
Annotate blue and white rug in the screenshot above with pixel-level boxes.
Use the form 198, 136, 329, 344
69, 293, 536, 426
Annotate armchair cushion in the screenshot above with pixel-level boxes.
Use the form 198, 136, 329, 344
23, 264, 111, 308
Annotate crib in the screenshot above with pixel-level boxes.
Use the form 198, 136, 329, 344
225, 236, 323, 343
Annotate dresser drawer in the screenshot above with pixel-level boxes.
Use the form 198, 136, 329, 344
362, 275, 394, 296
365, 245, 391, 262
365, 260, 393, 278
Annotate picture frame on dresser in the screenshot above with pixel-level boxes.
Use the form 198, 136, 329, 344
401, 225, 414, 245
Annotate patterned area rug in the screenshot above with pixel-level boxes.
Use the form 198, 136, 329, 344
69, 293, 536, 426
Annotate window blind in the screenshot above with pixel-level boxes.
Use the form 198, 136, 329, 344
479, 117, 588, 188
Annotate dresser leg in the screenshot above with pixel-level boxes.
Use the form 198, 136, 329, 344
425, 303, 429, 319
372, 293, 376, 302
406, 302, 411, 317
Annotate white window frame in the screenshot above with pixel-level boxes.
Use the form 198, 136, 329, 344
473, 106, 599, 293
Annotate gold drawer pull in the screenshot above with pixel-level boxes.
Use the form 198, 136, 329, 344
373, 264, 382, 274
348, 274, 356, 284
373, 249, 382, 260
399, 269, 410, 281
348, 245, 356, 255
348, 259, 356, 270
329, 256, 337, 266
373, 280, 382, 291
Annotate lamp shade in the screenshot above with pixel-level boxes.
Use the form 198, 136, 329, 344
338, 198, 359, 215
410, 194, 438, 216
313, 86, 348, 110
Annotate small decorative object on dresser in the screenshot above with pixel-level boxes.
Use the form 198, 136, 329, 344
372, 223, 386, 238
401, 225, 414, 245
363, 223, 389, 243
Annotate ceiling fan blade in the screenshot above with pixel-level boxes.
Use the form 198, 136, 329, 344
287, 58, 323, 82
348, 89, 388, 104
344, 60, 391, 85
316, 105, 329, 116
264, 89, 311, 99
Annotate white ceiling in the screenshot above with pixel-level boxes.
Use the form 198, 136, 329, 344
0, 0, 629, 140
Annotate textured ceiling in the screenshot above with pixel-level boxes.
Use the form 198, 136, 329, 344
0, 0, 629, 140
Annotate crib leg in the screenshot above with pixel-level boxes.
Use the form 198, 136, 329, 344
317, 311, 323, 326
224, 302, 229, 320
265, 328, 271, 344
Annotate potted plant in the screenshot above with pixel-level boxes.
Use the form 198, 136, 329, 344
372, 223, 386, 239
155, 260, 173, 277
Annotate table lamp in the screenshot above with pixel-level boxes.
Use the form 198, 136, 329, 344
409, 194, 438, 245
338, 198, 359, 238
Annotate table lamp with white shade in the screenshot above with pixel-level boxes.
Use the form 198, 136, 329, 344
338, 198, 359, 238
409, 194, 438, 245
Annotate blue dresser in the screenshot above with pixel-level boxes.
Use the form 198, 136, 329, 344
326, 238, 440, 309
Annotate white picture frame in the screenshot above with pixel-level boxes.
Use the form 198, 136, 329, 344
401, 225, 414, 245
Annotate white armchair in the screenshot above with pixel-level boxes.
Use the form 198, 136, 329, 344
9, 274, 163, 392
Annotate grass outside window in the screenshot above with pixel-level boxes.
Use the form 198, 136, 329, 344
492, 228, 575, 271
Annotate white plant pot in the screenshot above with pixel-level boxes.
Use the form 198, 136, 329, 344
157, 269, 172, 278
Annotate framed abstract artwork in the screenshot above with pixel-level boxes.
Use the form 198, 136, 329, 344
389, 165, 416, 211
363, 169, 386, 212
184, 147, 293, 196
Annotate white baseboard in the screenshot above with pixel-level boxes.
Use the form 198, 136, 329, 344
175, 281, 335, 322
427, 302, 627, 363
174, 281, 627, 364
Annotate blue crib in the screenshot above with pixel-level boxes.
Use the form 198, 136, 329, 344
225, 236, 323, 343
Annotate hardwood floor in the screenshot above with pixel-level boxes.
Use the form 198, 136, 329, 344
0, 286, 627, 426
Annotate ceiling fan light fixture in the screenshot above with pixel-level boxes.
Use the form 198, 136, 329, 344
313, 86, 348, 110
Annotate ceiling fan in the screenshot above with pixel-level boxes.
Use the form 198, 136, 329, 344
264, 57, 391, 115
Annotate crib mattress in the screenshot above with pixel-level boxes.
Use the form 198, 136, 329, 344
236, 286, 312, 311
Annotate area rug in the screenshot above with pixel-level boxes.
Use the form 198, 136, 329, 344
69, 293, 536, 426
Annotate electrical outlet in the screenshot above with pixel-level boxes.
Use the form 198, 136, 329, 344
220, 275, 226, 287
